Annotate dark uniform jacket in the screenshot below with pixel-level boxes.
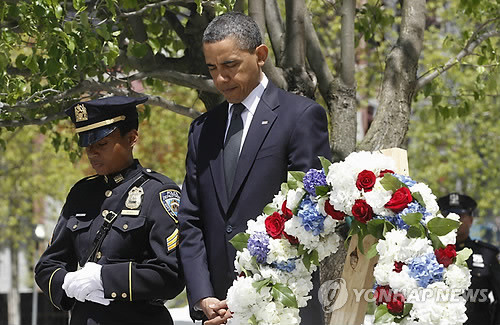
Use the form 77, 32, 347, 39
35, 160, 184, 325
178, 80, 331, 323
459, 237, 500, 325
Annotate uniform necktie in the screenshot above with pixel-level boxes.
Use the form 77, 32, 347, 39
224, 103, 245, 195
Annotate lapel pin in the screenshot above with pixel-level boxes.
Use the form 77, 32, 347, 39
261, 120, 269, 125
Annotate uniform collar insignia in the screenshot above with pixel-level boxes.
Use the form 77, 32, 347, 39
113, 174, 124, 183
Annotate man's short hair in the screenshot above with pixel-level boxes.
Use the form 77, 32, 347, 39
203, 11, 262, 51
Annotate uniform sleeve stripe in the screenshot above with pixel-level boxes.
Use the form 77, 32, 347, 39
167, 229, 179, 242
128, 262, 133, 302
49, 268, 62, 310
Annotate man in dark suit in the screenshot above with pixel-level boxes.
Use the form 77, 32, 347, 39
438, 193, 500, 325
178, 12, 331, 325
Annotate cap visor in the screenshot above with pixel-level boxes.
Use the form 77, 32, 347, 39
78, 126, 117, 147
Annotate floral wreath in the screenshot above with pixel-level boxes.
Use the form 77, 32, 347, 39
226, 151, 472, 325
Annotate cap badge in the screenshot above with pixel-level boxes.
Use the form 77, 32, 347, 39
449, 193, 460, 206
74, 104, 88, 122
125, 186, 144, 209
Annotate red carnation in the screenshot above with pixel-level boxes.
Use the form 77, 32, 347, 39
393, 261, 405, 273
384, 187, 413, 213
356, 170, 377, 192
265, 212, 286, 239
325, 200, 346, 220
379, 169, 395, 177
351, 199, 373, 224
387, 292, 405, 315
374, 285, 392, 305
281, 200, 293, 220
435, 244, 457, 267
284, 232, 299, 245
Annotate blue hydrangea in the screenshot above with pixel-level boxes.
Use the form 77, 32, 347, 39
303, 169, 327, 196
394, 174, 417, 187
383, 202, 432, 230
297, 196, 325, 236
272, 258, 297, 272
248, 232, 270, 264
408, 253, 444, 288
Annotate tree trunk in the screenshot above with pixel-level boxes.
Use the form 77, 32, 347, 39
8, 243, 20, 325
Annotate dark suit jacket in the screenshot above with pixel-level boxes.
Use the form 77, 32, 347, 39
178, 80, 331, 322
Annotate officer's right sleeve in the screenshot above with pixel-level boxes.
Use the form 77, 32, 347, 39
34, 194, 78, 311
178, 121, 214, 320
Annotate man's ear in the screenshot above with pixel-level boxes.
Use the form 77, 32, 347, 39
255, 44, 268, 67
128, 129, 139, 148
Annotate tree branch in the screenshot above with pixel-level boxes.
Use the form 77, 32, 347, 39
340, 0, 355, 87
265, 0, 285, 64
416, 28, 500, 91
119, 0, 190, 18
304, 9, 334, 99
123, 70, 218, 93
164, 9, 189, 45
248, 0, 287, 89
283, 0, 306, 67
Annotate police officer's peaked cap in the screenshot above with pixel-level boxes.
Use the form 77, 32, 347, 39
437, 192, 477, 216
65, 96, 148, 147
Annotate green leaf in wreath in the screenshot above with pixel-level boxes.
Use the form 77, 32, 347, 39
402, 303, 413, 317
263, 203, 278, 215
289, 171, 306, 182
380, 173, 405, 192
402, 213, 423, 226
365, 242, 379, 259
455, 248, 473, 267
374, 304, 393, 323
319, 156, 332, 177
281, 181, 290, 193
428, 232, 445, 250
407, 225, 423, 238
383, 220, 395, 236
229, 233, 250, 252
427, 217, 460, 236
271, 283, 298, 308
367, 219, 385, 239
248, 314, 258, 325
252, 278, 272, 293
412, 192, 426, 207
315, 185, 329, 197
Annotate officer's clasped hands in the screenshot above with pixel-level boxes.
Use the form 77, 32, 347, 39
62, 262, 111, 305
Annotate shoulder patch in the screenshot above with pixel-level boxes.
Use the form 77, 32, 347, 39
166, 228, 179, 252
159, 189, 180, 223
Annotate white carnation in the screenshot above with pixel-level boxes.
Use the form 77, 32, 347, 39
444, 264, 471, 291
287, 188, 305, 210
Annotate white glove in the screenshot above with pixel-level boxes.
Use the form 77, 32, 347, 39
86, 289, 112, 306
62, 262, 103, 302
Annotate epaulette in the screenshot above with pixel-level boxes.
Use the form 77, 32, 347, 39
142, 168, 177, 186
473, 239, 500, 253
74, 174, 100, 186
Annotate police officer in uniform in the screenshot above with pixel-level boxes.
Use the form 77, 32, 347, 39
35, 96, 184, 325
438, 193, 500, 325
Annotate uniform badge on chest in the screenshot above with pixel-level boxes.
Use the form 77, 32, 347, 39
472, 253, 485, 268
125, 186, 144, 209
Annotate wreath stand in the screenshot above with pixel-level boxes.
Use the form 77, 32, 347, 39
328, 148, 409, 325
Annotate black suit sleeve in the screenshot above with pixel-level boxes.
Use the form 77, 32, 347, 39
178, 122, 215, 318
287, 102, 331, 171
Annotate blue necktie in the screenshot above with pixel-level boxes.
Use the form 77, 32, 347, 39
224, 103, 245, 195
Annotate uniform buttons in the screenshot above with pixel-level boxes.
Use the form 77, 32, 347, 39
102, 210, 109, 216
226, 225, 233, 233
72, 224, 78, 230
111, 292, 117, 298
122, 224, 129, 230
96, 251, 102, 259
121, 293, 127, 299
105, 190, 112, 197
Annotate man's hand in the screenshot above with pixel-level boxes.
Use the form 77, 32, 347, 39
62, 262, 103, 302
198, 297, 232, 324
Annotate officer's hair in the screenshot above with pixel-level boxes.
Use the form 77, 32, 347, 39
117, 118, 138, 136
203, 12, 262, 52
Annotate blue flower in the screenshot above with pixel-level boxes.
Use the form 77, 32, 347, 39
272, 258, 297, 272
303, 169, 327, 196
248, 232, 270, 264
382, 202, 432, 230
297, 196, 325, 236
408, 253, 444, 288
394, 174, 417, 187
